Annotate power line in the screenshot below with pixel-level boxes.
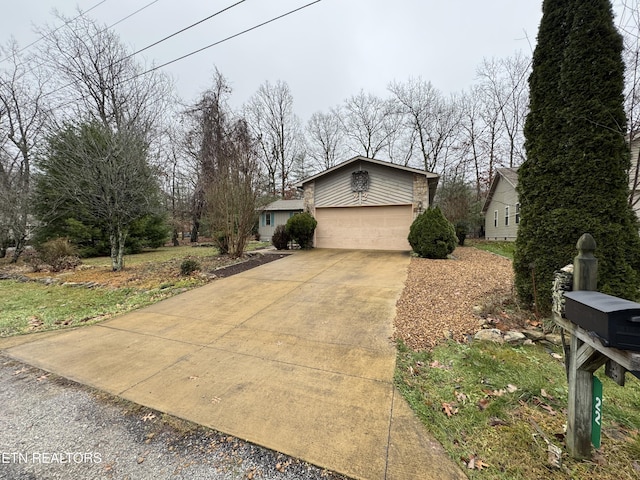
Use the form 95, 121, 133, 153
47, 0, 324, 110
0, 0, 108, 64
135, 0, 323, 78
107, 0, 162, 30
122, 0, 247, 62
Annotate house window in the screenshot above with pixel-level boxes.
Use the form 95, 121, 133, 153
505, 206, 510, 226
494, 210, 498, 228
515, 203, 520, 224
264, 213, 273, 226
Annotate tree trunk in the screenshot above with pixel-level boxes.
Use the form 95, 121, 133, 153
110, 227, 127, 271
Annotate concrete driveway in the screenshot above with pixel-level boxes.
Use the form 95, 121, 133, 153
1, 249, 465, 480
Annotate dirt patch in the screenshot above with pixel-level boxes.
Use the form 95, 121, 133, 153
394, 246, 525, 350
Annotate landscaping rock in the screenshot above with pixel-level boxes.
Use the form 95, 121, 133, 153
522, 329, 546, 341
473, 328, 504, 344
544, 333, 564, 346
504, 331, 526, 344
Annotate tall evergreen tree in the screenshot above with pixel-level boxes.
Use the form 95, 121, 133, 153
515, 0, 640, 313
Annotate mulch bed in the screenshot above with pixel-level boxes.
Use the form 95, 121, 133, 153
210, 252, 289, 278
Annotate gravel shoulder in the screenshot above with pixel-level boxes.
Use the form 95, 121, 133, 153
0, 356, 347, 480
394, 247, 515, 350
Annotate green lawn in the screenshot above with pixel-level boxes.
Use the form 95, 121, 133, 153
0, 241, 271, 337
396, 340, 640, 479
467, 239, 516, 260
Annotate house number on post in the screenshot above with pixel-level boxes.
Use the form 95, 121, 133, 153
591, 376, 602, 448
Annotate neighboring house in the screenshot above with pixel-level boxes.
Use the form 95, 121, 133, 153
482, 167, 520, 241
258, 199, 304, 242
297, 156, 439, 251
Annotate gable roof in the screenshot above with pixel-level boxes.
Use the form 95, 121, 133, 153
297, 156, 439, 186
263, 199, 304, 211
297, 156, 440, 204
481, 167, 519, 214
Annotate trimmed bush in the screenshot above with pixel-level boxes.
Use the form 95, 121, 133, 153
408, 207, 457, 259
286, 212, 317, 249
271, 225, 290, 250
180, 258, 201, 276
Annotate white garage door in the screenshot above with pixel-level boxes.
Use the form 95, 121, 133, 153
314, 205, 413, 250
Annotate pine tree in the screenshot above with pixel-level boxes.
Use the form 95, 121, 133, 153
514, 0, 640, 313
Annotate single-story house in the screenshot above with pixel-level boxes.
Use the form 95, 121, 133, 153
258, 199, 304, 242
482, 167, 520, 241
297, 156, 439, 251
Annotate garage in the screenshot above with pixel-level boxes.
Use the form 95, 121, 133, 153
298, 156, 439, 251
315, 205, 414, 250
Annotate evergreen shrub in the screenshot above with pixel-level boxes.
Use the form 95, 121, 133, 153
408, 207, 457, 259
286, 212, 317, 249
271, 225, 290, 250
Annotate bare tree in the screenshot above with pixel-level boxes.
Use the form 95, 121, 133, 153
245, 80, 304, 197
32, 14, 172, 270
618, 0, 640, 211
184, 71, 260, 256
305, 109, 344, 172
340, 90, 397, 159
388, 78, 460, 173
0, 40, 48, 261
476, 53, 530, 168
36, 13, 172, 138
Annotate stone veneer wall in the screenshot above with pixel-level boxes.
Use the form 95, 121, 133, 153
303, 181, 315, 213
412, 174, 429, 217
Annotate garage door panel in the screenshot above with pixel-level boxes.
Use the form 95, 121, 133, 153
315, 206, 413, 251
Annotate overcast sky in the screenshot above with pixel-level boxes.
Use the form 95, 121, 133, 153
0, 1, 625, 123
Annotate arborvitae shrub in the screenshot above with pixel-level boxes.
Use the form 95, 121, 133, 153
271, 225, 290, 250
408, 207, 457, 259
286, 212, 317, 249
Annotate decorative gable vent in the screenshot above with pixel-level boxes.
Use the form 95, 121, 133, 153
351, 171, 369, 192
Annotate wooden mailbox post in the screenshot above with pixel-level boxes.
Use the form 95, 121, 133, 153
554, 233, 640, 459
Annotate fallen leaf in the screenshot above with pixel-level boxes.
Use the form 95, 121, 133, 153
551, 353, 563, 361
633, 460, 640, 472
467, 456, 475, 470
455, 391, 468, 403
541, 404, 557, 416
477, 398, 491, 411
540, 388, 555, 400
506, 384, 518, 393
13, 368, 28, 376
141, 412, 156, 422
36, 374, 49, 382
488, 417, 508, 427
442, 402, 459, 417
188, 375, 199, 380
211, 396, 221, 404
475, 459, 490, 470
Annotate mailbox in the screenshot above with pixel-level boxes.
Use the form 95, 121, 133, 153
564, 291, 640, 351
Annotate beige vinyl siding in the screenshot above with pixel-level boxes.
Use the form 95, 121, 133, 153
314, 160, 413, 207
485, 176, 519, 241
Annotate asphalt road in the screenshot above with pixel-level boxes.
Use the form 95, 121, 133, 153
0, 355, 347, 480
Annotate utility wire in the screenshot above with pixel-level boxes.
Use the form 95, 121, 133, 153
122, 0, 247, 62
0, 0, 108, 64
107, 0, 162, 30
135, 0, 323, 78
40, 1, 248, 100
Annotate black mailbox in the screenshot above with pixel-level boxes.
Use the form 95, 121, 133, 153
564, 291, 640, 351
